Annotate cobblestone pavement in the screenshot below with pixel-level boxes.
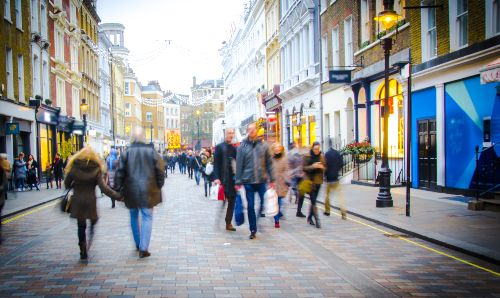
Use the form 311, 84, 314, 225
0, 173, 499, 297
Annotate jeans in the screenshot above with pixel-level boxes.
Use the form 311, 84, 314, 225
15, 178, 25, 190
243, 183, 267, 233
274, 197, 284, 223
325, 181, 346, 215
188, 167, 193, 179
129, 208, 153, 252
204, 176, 211, 196
194, 170, 201, 185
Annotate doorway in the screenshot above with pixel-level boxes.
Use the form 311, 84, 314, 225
418, 119, 437, 189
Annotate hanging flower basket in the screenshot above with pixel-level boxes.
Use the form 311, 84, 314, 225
342, 141, 376, 163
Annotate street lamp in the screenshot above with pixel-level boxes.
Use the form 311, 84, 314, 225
374, 1, 401, 208
80, 98, 89, 145
150, 123, 153, 145
195, 110, 201, 150
222, 119, 226, 138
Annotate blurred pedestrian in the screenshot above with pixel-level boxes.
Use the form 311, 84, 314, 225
44, 162, 53, 189
302, 142, 325, 228
213, 128, 237, 231
201, 148, 214, 197
64, 146, 122, 260
115, 127, 165, 258
235, 123, 274, 239
53, 153, 64, 189
0, 154, 6, 244
193, 151, 202, 185
287, 143, 306, 217
187, 150, 194, 179
324, 141, 347, 219
13, 153, 27, 191
0, 154, 11, 200
271, 143, 289, 228
106, 149, 120, 208
26, 154, 40, 191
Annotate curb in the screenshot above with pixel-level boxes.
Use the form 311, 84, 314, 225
1, 196, 64, 220
317, 201, 500, 266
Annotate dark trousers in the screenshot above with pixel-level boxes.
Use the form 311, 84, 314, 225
77, 219, 97, 244
188, 167, 193, 179
225, 194, 235, 225
297, 195, 304, 214
54, 176, 62, 189
308, 185, 321, 221
204, 176, 211, 196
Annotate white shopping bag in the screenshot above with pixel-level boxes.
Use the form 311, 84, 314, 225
209, 183, 219, 201
238, 187, 248, 209
264, 188, 279, 217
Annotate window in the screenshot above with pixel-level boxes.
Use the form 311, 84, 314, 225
40, 3, 47, 38
124, 82, 130, 95
331, 27, 340, 71
486, 0, 500, 38
360, 0, 370, 44
320, 0, 327, 13
71, 40, 78, 72
125, 103, 131, 116
321, 35, 328, 81
421, 1, 437, 61
56, 78, 66, 114
70, 1, 77, 25
6, 48, 14, 99
344, 16, 353, 68
55, 27, 64, 61
72, 87, 79, 118
31, 0, 38, 32
15, 0, 21, 29
33, 54, 40, 97
42, 60, 49, 99
17, 55, 24, 102
54, 0, 62, 9
146, 112, 153, 122
450, 0, 468, 50
4, 0, 11, 21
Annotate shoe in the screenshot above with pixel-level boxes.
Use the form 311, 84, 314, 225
260, 213, 265, 218
79, 242, 88, 260
249, 232, 256, 239
341, 212, 347, 220
315, 217, 321, 228
308, 218, 315, 226
226, 224, 236, 231
136, 245, 139, 251
139, 251, 151, 258
324, 212, 330, 216
274, 222, 280, 228
296, 212, 306, 218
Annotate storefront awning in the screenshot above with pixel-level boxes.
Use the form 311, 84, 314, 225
480, 58, 500, 84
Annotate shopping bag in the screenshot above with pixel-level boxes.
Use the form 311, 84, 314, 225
234, 192, 245, 226
239, 186, 248, 209
209, 183, 219, 201
218, 184, 225, 201
205, 163, 214, 175
264, 188, 279, 217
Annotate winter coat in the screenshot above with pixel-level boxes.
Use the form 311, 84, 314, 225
287, 148, 304, 179
64, 159, 121, 220
106, 158, 120, 188
14, 159, 27, 179
53, 158, 64, 178
303, 151, 326, 185
213, 142, 237, 197
115, 142, 165, 209
272, 154, 290, 197
0, 167, 6, 207
235, 138, 274, 185
324, 148, 343, 182
26, 159, 39, 184
1, 159, 11, 179
201, 153, 214, 180
192, 156, 202, 170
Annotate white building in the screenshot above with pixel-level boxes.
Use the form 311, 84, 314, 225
221, 0, 266, 136
30, 0, 51, 102
279, 0, 321, 148
96, 31, 114, 155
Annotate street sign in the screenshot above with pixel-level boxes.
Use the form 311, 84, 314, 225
6, 122, 19, 135
329, 70, 351, 84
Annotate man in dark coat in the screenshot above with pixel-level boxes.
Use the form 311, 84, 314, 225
324, 142, 347, 219
115, 127, 165, 258
213, 128, 237, 231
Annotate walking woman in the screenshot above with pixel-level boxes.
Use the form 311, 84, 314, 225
302, 142, 325, 228
64, 147, 122, 260
201, 148, 214, 197
53, 153, 64, 189
13, 153, 27, 191
271, 143, 290, 228
106, 149, 119, 208
26, 154, 40, 191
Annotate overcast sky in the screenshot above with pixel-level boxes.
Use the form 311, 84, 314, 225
97, 0, 245, 95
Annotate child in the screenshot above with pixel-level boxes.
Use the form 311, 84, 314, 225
45, 163, 53, 189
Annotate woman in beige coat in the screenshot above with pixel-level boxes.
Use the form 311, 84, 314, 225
64, 146, 122, 260
271, 143, 289, 228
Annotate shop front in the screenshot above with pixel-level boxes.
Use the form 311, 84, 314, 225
57, 115, 76, 157
262, 86, 282, 144
35, 104, 60, 171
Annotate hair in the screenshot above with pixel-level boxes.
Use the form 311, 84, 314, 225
131, 126, 145, 143
65, 146, 105, 174
312, 141, 321, 148
272, 142, 284, 153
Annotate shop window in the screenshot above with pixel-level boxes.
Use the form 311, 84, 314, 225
309, 116, 316, 145
376, 79, 404, 157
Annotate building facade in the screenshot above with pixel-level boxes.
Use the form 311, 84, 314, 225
141, 81, 165, 151
0, 0, 36, 164
123, 67, 142, 143
279, 0, 320, 148
97, 29, 112, 155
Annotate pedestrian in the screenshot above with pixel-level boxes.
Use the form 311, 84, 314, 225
187, 150, 194, 179
64, 146, 122, 260
13, 153, 27, 191
201, 148, 214, 197
0, 154, 6, 244
26, 154, 40, 191
53, 153, 64, 189
235, 122, 274, 239
162, 152, 169, 178
192, 151, 202, 186
324, 141, 347, 219
271, 143, 290, 228
44, 162, 53, 189
213, 128, 237, 231
115, 127, 165, 258
106, 149, 120, 208
287, 143, 306, 217
0, 154, 11, 200
302, 142, 325, 228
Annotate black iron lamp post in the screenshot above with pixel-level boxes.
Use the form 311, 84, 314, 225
374, 0, 401, 208
80, 98, 89, 145
222, 119, 226, 137
195, 110, 201, 151
150, 123, 153, 144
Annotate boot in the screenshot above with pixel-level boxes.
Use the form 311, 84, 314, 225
79, 242, 87, 260
226, 224, 236, 231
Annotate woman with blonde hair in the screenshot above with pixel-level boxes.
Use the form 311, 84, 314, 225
64, 146, 122, 260
271, 143, 290, 228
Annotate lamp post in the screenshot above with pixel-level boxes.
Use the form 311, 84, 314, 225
150, 123, 153, 145
374, 1, 401, 208
195, 110, 201, 151
222, 119, 226, 139
80, 98, 89, 146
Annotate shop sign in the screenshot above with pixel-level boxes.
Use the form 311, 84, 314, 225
265, 96, 280, 111
329, 70, 351, 84
36, 110, 58, 125
72, 121, 85, 135
57, 115, 73, 132
480, 58, 500, 85
6, 122, 19, 135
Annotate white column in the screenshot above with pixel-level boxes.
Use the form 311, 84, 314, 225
436, 83, 445, 187
30, 121, 37, 159
308, 20, 315, 74
402, 80, 409, 183
6, 117, 14, 164
304, 25, 310, 68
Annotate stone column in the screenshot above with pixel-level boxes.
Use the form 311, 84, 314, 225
436, 83, 445, 188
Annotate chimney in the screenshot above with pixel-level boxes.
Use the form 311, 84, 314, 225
192, 76, 197, 88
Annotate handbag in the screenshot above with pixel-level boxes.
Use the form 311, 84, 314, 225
298, 178, 313, 196
60, 188, 73, 213
209, 183, 219, 201
264, 188, 279, 217
234, 191, 245, 226
217, 184, 225, 201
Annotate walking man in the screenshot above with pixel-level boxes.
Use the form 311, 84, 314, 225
213, 128, 237, 231
115, 127, 165, 258
324, 141, 347, 219
287, 143, 306, 217
235, 123, 274, 239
